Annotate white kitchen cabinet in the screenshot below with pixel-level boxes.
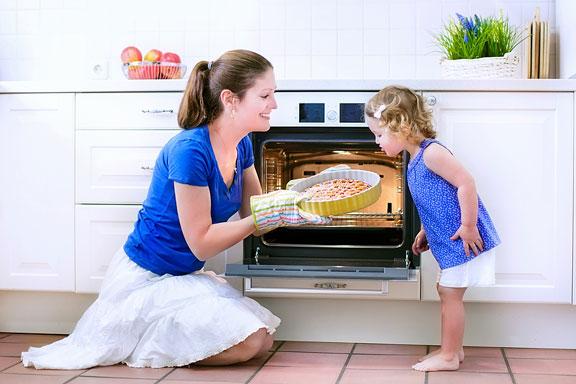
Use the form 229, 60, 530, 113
421, 92, 573, 304
75, 205, 141, 293
74, 92, 182, 292
0, 93, 75, 291
76, 130, 178, 204
76, 92, 182, 130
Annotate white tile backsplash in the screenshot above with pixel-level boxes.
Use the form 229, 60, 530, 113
0, 0, 556, 81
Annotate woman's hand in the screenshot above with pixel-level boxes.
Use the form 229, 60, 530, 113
412, 228, 429, 255
250, 190, 331, 230
450, 224, 484, 257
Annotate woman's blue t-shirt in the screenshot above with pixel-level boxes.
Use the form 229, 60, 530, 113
123, 125, 254, 276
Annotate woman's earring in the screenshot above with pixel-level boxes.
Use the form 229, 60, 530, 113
231, 109, 236, 119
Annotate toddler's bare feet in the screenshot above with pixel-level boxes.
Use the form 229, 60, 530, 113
419, 347, 464, 362
412, 354, 460, 372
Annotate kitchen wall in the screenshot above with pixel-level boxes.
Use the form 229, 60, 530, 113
0, 0, 555, 81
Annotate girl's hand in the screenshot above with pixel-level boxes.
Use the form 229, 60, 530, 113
450, 225, 484, 257
412, 229, 429, 255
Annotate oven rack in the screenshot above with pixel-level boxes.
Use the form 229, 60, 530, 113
329, 212, 403, 228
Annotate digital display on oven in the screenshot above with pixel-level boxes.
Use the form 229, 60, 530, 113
299, 103, 325, 123
340, 103, 365, 123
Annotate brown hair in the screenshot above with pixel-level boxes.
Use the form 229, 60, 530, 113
365, 85, 436, 144
178, 49, 273, 129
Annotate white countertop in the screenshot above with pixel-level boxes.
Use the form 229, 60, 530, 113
1, 79, 576, 93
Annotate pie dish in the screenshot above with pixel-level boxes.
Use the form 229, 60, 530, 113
288, 169, 382, 216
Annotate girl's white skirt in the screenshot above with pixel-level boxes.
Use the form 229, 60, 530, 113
21, 249, 281, 369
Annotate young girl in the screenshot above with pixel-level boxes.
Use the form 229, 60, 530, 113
365, 86, 500, 372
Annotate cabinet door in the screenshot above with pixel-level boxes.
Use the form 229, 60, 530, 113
75, 205, 141, 293
0, 94, 75, 291
76, 130, 179, 204
421, 92, 573, 303
76, 92, 182, 130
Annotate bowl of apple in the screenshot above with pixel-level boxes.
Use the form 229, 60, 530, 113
121, 47, 187, 80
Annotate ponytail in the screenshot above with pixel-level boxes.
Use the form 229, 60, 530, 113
177, 61, 213, 128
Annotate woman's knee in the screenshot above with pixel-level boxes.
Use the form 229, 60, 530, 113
240, 328, 268, 358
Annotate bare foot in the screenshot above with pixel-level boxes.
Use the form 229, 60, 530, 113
419, 347, 464, 362
412, 354, 460, 372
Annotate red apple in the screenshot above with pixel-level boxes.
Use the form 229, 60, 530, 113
144, 49, 163, 62
121, 46, 142, 63
160, 52, 181, 79
161, 52, 181, 64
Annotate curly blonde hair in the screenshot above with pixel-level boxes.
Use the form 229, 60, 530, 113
365, 85, 436, 144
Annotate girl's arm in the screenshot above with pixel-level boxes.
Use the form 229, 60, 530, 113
175, 181, 257, 261
422, 143, 484, 257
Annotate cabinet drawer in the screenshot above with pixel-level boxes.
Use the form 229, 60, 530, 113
76, 130, 179, 204
75, 205, 141, 293
76, 92, 182, 130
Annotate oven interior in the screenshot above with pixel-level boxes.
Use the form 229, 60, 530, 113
227, 127, 420, 280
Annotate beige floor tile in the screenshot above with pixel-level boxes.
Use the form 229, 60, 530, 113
428, 372, 513, 384
249, 366, 341, 384
4, 363, 86, 376
0, 334, 66, 345
81, 364, 172, 379
162, 381, 243, 384
163, 365, 258, 382
0, 343, 43, 357
0, 373, 72, 384
515, 374, 576, 384
340, 368, 425, 384
504, 348, 576, 359
68, 378, 156, 384
0, 357, 21, 371
354, 344, 427, 355
347, 354, 421, 370
509, 358, 576, 375
459, 357, 508, 373
278, 341, 354, 354
265, 351, 348, 368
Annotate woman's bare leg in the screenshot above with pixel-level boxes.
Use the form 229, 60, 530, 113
194, 328, 273, 366
412, 285, 466, 372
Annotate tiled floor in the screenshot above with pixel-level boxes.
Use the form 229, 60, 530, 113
1, 333, 576, 383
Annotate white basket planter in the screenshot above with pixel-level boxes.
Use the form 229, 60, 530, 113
440, 52, 520, 79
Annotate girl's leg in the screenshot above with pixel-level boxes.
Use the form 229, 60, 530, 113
412, 285, 466, 372
195, 328, 273, 366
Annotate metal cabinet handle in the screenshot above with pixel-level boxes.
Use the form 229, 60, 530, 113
141, 109, 174, 114
141, 166, 154, 171
426, 96, 437, 106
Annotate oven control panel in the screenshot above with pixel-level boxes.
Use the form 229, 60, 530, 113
270, 91, 376, 127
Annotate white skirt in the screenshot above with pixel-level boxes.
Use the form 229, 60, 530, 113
437, 248, 496, 288
21, 249, 281, 369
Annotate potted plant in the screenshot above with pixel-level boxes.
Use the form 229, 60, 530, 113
435, 12, 527, 78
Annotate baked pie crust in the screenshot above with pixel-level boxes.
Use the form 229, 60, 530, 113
303, 178, 371, 202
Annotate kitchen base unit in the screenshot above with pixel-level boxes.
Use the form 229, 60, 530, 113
2, 291, 576, 349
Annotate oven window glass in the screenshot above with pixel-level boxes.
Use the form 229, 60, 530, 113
339, 103, 365, 123
299, 103, 325, 123
259, 141, 405, 247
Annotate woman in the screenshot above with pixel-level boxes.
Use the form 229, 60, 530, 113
22, 49, 327, 370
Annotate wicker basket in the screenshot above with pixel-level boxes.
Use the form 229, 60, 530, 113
440, 52, 520, 79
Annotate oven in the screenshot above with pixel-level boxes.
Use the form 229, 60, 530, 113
225, 91, 421, 299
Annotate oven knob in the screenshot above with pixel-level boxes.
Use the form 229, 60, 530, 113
327, 110, 337, 121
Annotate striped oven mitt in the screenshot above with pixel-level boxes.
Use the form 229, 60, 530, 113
250, 190, 331, 230
286, 164, 352, 190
